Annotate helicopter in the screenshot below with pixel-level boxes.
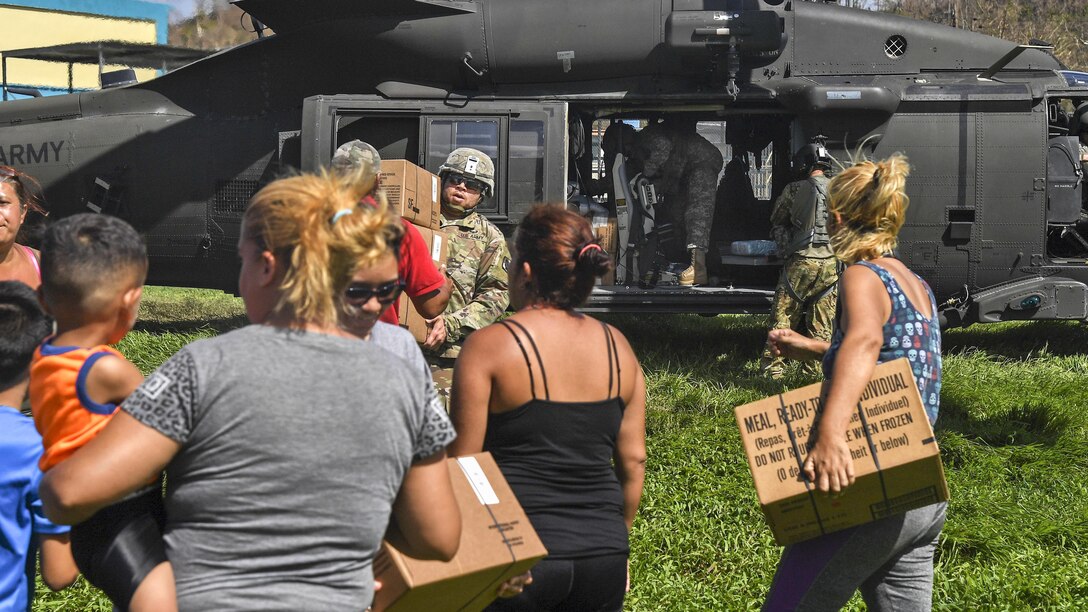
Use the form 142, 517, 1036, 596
1, 0, 1086, 327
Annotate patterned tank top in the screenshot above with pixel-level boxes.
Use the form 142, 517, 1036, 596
822, 260, 942, 425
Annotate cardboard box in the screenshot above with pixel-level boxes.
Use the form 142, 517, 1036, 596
397, 223, 450, 343
592, 216, 617, 285
381, 160, 440, 230
373, 453, 548, 612
417, 167, 441, 230
397, 293, 429, 344
734, 358, 948, 545
412, 224, 450, 270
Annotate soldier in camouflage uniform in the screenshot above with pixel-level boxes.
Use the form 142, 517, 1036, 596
423, 148, 511, 405
1080, 125, 1088, 214
632, 121, 724, 285
761, 143, 839, 379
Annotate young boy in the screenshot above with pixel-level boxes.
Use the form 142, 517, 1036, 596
31, 214, 175, 611
0, 281, 78, 611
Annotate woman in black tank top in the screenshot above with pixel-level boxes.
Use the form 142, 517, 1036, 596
449, 204, 647, 612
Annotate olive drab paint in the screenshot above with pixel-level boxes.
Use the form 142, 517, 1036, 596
2, 0, 1086, 326
0, 141, 64, 165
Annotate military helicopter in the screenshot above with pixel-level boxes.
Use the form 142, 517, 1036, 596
1, 0, 1086, 327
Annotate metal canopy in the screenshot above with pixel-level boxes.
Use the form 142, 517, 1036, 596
2, 41, 210, 70
2, 42, 212, 100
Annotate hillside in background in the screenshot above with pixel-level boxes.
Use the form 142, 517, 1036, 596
168, 0, 269, 50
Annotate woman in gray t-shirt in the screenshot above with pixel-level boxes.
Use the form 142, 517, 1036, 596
40, 172, 462, 610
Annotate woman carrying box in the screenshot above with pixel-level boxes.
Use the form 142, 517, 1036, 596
39, 171, 462, 610
449, 204, 647, 611
763, 153, 945, 611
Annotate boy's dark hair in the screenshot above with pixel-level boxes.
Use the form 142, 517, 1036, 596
0, 281, 52, 389
40, 213, 147, 306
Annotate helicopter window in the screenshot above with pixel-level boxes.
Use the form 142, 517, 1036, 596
426, 118, 501, 213
510, 120, 546, 206
426, 119, 500, 166
335, 115, 419, 163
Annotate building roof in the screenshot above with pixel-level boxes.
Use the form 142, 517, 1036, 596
1, 41, 211, 71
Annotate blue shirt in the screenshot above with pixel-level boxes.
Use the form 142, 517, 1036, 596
0, 406, 69, 612
822, 261, 943, 425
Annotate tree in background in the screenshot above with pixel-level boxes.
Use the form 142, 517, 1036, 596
169, 0, 270, 51
875, 0, 1088, 70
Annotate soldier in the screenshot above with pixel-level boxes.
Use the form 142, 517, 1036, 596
630, 121, 723, 286
423, 148, 511, 404
1079, 124, 1088, 213
761, 142, 839, 379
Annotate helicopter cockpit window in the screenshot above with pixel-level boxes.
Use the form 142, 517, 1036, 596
426, 119, 501, 214
510, 120, 546, 207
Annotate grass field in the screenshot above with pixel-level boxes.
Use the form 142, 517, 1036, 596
33, 287, 1088, 610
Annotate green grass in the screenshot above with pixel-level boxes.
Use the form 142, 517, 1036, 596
32, 289, 1088, 610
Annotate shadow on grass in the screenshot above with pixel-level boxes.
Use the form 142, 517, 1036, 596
602, 313, 823, 412
943, 320, 1088, 358
936, 401, 1073, 452
134, 315, 250, 336
601, 314, 1080, 449
603, 314, 766, 365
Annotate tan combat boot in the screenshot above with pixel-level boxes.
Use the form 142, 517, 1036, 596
679, 247, 707, 286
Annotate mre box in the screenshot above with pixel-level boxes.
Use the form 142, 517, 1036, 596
734, 358, 948, 546
372, 453, 548, 612
380, 160, 440, 230
592, 216, 617, 285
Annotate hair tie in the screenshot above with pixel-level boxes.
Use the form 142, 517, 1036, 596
576, 243, 603, 260
330, 208, 353, 225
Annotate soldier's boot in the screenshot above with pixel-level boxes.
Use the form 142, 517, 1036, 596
679, 247, 708, 286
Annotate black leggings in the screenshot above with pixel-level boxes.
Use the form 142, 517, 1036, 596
485, 553, 628, 612
70, 486, 167, 610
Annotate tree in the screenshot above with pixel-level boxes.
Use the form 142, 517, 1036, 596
875, 0, 1088, 69
168, 0, 269, 51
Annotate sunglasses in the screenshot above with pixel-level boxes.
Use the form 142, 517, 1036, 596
344, 280, 405, 304
444, 173, 487, 194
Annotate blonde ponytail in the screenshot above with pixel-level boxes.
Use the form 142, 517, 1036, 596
242, 170, 402, 327
827, 153, 911, 264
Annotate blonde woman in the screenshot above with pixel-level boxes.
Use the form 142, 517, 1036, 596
41, 172, 461, 610
764, 154, 944, 611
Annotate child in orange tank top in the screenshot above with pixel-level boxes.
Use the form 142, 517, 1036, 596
31, 214, 175, 612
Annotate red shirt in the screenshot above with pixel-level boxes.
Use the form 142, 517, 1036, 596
380, 220, 446, 324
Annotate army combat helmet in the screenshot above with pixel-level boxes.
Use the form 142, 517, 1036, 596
792, 136, 832, 175
332, 140, 381, 177
439, 147, 495, 201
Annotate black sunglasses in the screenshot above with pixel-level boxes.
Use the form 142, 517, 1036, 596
444, 173, 487, 194
344, 280, 405, 304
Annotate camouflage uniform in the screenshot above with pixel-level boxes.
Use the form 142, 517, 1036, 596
427, 208, 511, 404
634, 124, 724, 250
762, 174, 839, 378
1080, 141, 1088, 212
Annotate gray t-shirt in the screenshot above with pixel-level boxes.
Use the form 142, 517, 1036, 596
123, 324, 456, 611
368, 321, 439, 397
